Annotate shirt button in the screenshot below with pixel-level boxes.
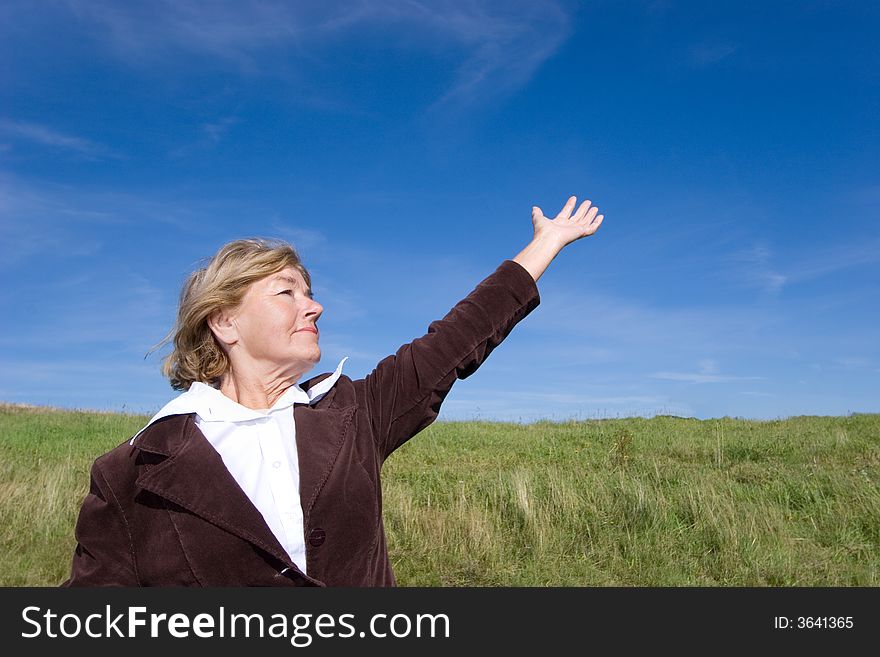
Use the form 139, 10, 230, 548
308, 528, 326, 547
272, 461, 281, 469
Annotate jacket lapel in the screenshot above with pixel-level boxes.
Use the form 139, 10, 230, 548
293, 403, 357, 518
133, 415, 297, 572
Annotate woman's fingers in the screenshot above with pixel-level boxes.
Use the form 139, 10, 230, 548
541, 196, 604, 235
572, 199, 592, 222
555, 196, 578, 221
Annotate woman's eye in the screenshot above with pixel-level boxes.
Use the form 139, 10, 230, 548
279, 290, 293, 295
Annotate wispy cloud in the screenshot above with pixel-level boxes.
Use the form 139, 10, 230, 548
0, 174, 227, 268
689, 42, 738, 68
0, 357, 168, 412
440, 389, 695, 421
314, 339, 385, 369
0, 268, 169, 350
62, 0, 325, 68
460, 390, 670, 407
0, 262, 172, 413
58, 0, 572, 111
698, 358, 718, 374
168, 115, 241, 157
203, 116, 239, 143
650, 371, 765, 384
831, 356, 872, 370
0, 119, 118, 158
414, 1, 572, 112
785, 238, 880, 284
0, 176, 104, 267
726, 243, 788, 295
724, 237, 880, 296
652, 357, 765, 384
269, 221, 328, 251
528, 285, 781, 355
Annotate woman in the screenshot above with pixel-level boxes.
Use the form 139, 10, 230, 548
64, 195, 604, 586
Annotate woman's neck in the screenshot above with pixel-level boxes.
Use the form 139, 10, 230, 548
218, 367, 299, 410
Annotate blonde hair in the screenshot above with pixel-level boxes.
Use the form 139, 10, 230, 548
159, 238, 311, 391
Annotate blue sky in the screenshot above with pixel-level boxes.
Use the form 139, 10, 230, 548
1, 0, 878, 421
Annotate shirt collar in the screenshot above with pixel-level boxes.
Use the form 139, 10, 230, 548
131, 357, 348, 444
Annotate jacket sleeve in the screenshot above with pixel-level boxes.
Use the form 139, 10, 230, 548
362, 259, 540, 460
61, 459, 139, 586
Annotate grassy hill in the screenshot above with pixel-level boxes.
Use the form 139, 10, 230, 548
1, 403, 878, 586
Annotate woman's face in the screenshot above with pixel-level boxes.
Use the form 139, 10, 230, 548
227, 266, 324, 377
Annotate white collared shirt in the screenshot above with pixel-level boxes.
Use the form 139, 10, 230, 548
131, 357, 348, 574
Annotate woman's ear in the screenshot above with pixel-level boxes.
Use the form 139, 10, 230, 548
207, 308, 239, 347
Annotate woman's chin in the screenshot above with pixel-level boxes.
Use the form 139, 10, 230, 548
304, 349, 322, 367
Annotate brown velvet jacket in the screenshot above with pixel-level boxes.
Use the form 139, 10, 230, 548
63, 260, 540, 587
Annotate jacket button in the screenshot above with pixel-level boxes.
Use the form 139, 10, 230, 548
308, 528, 326, 547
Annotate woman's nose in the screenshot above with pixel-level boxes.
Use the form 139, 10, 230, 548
307, 299, 324, 319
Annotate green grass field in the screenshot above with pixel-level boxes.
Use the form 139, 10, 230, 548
1, 403, 878, 586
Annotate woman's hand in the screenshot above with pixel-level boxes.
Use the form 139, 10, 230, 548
513, 195, 606, 282
531, 196, 604, 250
